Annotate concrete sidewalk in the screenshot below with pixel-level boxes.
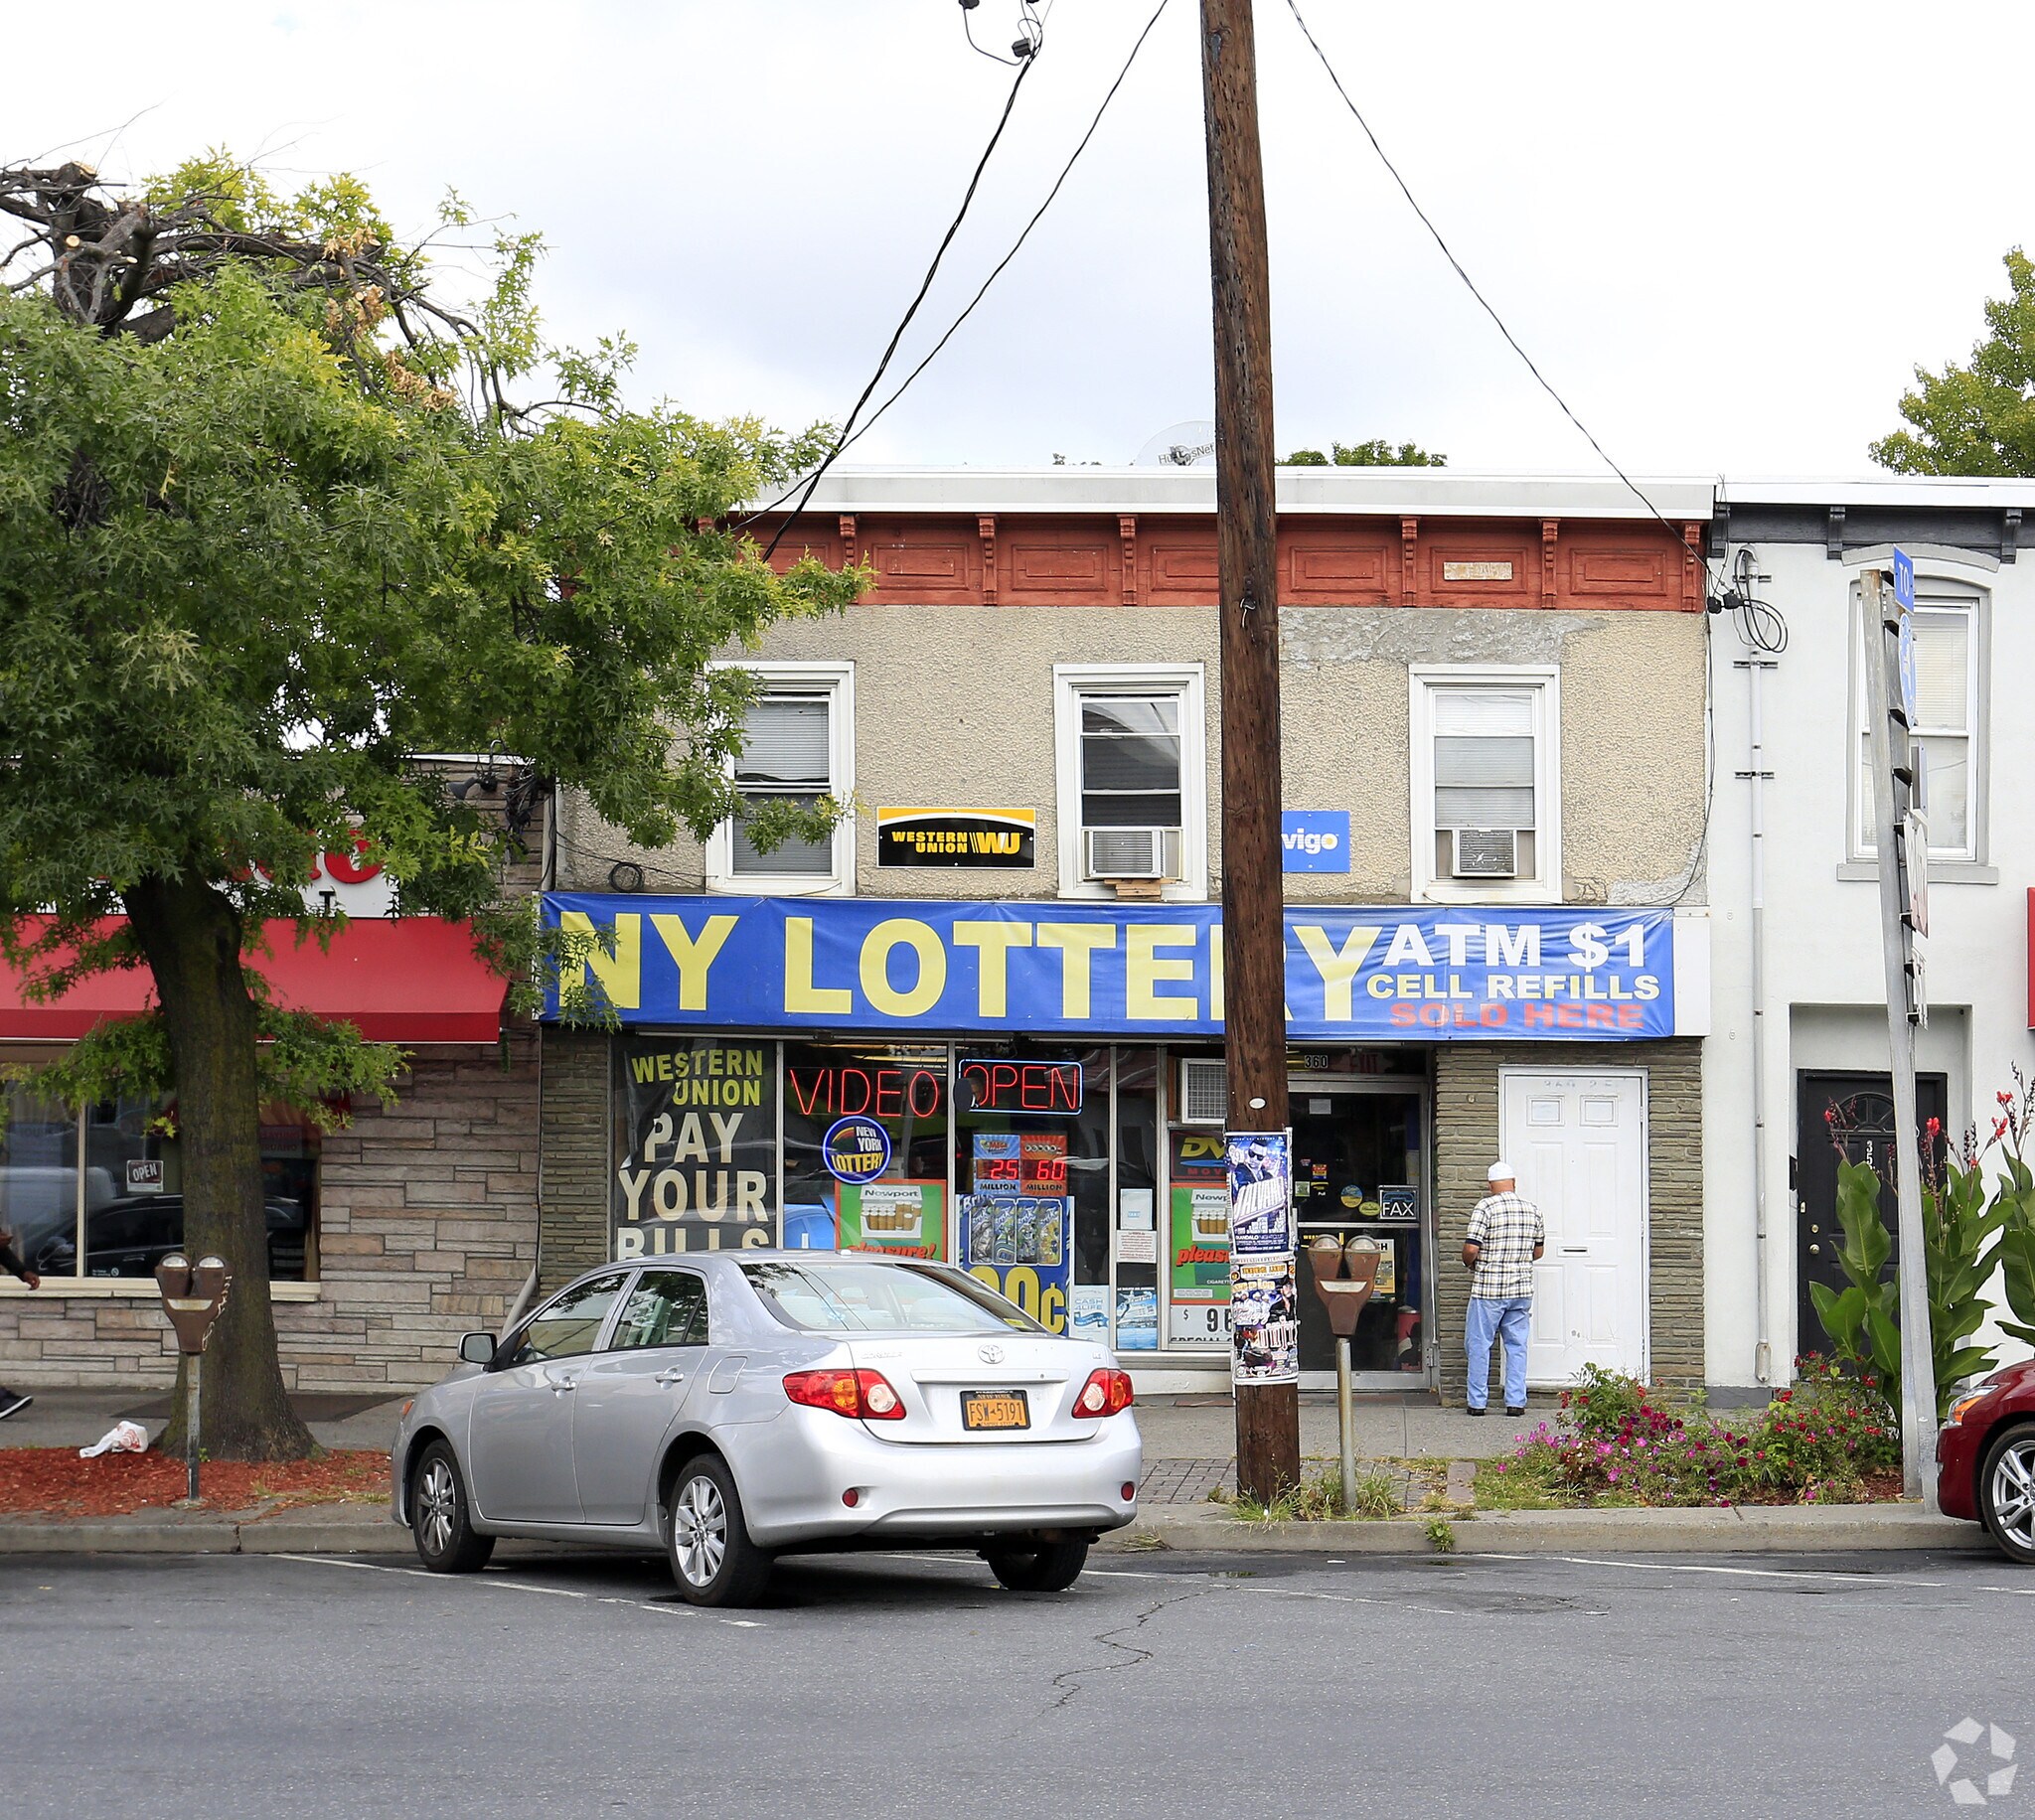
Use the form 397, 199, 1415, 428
0, 1496, 1988, 1559
0, 1386, 1538, 1462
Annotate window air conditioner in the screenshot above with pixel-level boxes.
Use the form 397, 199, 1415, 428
1449, 827, 1519, 879
1178, 1058, 1227, 1126
1083, 827, 1177, 881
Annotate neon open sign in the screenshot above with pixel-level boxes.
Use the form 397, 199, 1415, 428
959, 1058, 1083, 1116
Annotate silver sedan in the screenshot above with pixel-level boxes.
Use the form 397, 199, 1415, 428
390, 1251, 1143, 1605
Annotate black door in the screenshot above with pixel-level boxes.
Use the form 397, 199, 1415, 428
1795, 1070, 1948, 1358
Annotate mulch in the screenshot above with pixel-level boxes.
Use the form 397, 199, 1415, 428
0, 1446, 390, 1518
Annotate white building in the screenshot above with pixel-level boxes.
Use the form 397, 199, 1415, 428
1703, 477, 2035, 1396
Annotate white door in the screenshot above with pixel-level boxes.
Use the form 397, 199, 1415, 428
1499, 1070, 1647, 1387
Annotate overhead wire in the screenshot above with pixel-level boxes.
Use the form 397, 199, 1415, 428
1281, 0, 1711, 576
746, 0, 1169, 535
756, 30, 1041, 558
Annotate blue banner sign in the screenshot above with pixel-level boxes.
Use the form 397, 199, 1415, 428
545, 894, 1682, 1041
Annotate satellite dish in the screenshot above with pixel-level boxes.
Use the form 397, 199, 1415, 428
1133, 419, 1217, 468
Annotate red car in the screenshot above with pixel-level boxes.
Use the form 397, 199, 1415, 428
1937, 1361, 2035, 1562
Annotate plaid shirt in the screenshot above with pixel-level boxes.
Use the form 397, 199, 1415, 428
1466, 1192, 1543, 1300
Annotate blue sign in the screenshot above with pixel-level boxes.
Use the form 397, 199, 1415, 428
1892, 546, 1916, 611
1282, 811, 1351, 873
821, 1115, 890, 1184
545, 894, 1683, 1042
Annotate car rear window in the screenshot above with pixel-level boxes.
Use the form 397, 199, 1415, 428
740, 1259, 1044, 1334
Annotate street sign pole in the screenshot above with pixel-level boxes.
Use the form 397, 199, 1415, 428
1862, 561, 1938, 1505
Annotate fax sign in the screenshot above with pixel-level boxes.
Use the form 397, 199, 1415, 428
1282, 810, 1350, 874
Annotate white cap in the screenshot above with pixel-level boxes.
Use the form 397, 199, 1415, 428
1487, 1160, 1515, 1183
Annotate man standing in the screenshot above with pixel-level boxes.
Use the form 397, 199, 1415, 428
1462, 1161, 1543, 1418
0, 1225, 41, 1419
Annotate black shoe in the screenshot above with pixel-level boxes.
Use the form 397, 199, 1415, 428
1466, 1405, 1487, 1417
1505, 1406, 1527, 1418
0, 1391, 31, 1421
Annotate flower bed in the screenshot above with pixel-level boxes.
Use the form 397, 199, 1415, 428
0, 1447, 390, 1518
1482, 1358, 1903, 1509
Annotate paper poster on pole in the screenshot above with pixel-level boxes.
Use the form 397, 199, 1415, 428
1226, 1131, 1297, 1384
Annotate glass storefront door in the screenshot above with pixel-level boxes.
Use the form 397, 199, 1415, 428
1290, 1084, 1430, 1384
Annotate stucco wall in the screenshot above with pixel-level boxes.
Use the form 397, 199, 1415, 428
558, 600, 1708, 906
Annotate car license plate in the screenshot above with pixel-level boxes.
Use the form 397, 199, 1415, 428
961, 1389, 1029, 1432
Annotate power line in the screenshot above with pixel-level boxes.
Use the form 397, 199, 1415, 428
1283, 0, 1704, 568
758, 46, 1040, 558
836, 0, 1172, 460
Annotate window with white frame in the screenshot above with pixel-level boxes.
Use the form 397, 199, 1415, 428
1053, 665, 1207, 898
1855, 589, 1981, 861
1410, 667, 1560, 901
708, 664, 855, 893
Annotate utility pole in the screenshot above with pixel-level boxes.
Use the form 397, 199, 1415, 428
1861, 560, 1938, 1505
1199, 0, 1300, 1501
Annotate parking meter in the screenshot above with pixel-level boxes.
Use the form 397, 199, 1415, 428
155, 1254, 232, 1501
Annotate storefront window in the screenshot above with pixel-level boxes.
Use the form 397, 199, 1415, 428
612, 1035, 778, 1259
782, 1042, 949, 1260
3, 1092, 320, 1283
953, 1047, 1110, 1337
1113, 1050, 1161, 1350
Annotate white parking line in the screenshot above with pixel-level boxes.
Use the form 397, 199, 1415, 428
1472, 1553, 1950, 1589
269, 1554, 763, 1625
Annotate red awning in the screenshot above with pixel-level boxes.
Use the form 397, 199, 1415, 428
0, 918, 507, 1044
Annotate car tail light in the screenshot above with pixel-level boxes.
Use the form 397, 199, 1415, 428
783, 1367, 908, 1421
1075, 1368, 1135, 1418
1121, 1481, 1137, 1502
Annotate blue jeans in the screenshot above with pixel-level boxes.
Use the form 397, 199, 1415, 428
1466, 1295, 1531, 1410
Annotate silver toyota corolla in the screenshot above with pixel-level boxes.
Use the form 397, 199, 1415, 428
390, 1251, 1142, 1605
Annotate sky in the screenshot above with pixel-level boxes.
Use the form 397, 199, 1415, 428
10, 1, 2029, 479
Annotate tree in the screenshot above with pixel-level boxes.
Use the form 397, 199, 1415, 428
1872, 248, 2035, 475
1282, 438, 1445, 468
0, 156, 860, 1458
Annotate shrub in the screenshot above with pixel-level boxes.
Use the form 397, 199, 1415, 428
1497, 1359, 1898, 1507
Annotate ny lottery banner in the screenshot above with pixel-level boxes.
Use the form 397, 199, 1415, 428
546, 895, 1694, 1041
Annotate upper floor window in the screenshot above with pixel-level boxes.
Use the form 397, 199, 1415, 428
1053, 664, 1207, 899
707, 663, 855, 894
1855, 588, 1982, 862
1410, 667, 1560, 902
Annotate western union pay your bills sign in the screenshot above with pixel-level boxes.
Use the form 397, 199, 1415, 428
544, 895, 1709, 1041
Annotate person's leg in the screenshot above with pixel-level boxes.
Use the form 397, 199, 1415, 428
1464, 1297, 1496, 1411
1498, 1298, 1531, 1411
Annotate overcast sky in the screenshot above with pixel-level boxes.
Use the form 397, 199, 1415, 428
12, 1, 2028, 479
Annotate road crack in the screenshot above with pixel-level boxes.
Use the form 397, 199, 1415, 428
1044, 1588, 1210, 1713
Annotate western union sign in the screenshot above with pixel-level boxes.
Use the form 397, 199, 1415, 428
875, 807, 1035, 868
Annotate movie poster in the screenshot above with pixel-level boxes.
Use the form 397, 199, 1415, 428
1226, 1131, 1298, 1384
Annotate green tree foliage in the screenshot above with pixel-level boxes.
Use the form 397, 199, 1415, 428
1872, 249, 2035, 475
1282, 438, 1446, 468
0, 156, 860, 1456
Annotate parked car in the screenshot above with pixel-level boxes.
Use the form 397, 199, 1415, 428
28, 1193, 309, 1281
1938, 1362, 2035, 1562
390, 1253, 1142, 1606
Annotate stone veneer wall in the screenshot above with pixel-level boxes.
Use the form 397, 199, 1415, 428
537, 1028, 611, 1293
1433, 1039, 1703, 1404
0, 1028, 540, 1392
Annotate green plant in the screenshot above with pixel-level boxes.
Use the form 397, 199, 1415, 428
1559, 1362, 1655, 1441
1348, 1471, 1401, 1522
1923, 1144, 2006, 1410
1808, 1157, 1904, 1405
1425, 1517, 1457, 1553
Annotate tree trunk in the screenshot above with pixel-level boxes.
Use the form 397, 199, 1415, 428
124, 874, 316, 1461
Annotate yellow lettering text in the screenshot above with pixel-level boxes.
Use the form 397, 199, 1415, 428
785, 917, 852, 1014
1126, 923, 1198, 1020
953, 920, 1032, 1018
1037, 923, 1118, 1020
860, 918, 948, 1018
1296, 924, 1381, 1022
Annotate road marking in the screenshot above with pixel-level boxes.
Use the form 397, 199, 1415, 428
1473, 1553, 1948, 1589
269, 1554, 761, 1625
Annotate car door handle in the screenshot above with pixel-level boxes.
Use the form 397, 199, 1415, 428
654, 1368, 687, 1387
549, 1375, 578, 1394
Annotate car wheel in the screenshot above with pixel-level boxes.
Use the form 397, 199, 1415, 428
985, 1537, 1090, 1592
1979, 1422, 2035, 1565
410, 1440, 495, 1574
666, 1454, 772, 1607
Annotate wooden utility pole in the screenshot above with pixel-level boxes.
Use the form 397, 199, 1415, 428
1200, 0, 1300, 1501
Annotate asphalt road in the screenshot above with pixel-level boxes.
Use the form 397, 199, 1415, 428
4, 1547, 2027, 1818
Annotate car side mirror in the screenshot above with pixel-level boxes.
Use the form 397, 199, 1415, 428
459, 1332, 498, 1366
